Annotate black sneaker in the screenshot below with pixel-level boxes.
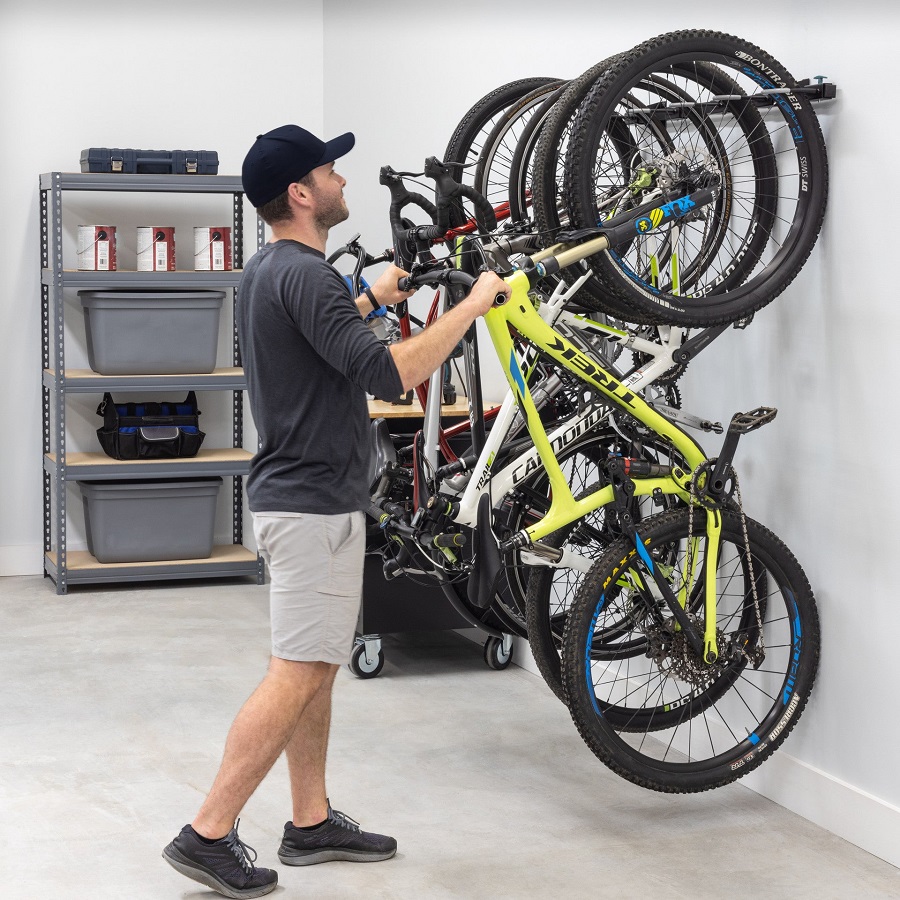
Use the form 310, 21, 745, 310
278, 802, 397, 866
163, 820, 278, 899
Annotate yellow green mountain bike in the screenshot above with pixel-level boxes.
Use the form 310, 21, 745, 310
371, 151, 820, 792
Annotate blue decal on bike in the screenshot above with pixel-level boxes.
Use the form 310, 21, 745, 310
749, 732, 760, 746
783, 590, 802, 705
741, 67, 804, 144
509, 349, 526, 398
633, 534, 655, 574
587, 598, 605, 717
789, 591, 801, 637
611, 250, 662, 296
636, 217, 653, 234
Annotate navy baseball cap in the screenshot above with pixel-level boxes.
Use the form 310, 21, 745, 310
241, 124, 355, 207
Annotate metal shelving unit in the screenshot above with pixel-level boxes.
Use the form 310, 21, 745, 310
40, 171, 266, 593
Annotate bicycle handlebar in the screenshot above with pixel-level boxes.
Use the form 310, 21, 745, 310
380, 158, 499, 270
326, 233, 394, 299
423, 156, 498, 236
397, 268, 476, 293
380, 165, 440, 269
398, 266, 510, 309
380, 165, 439, 236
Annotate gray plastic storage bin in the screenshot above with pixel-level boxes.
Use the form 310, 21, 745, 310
78, 477, 222, 563
78, 290, 225, 375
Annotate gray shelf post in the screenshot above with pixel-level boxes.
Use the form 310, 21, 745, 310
232, 188, 244, 550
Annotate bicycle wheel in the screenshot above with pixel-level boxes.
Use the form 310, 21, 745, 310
571, 61, 776, 306
507, 87, 564, 224
529, 54, 656, 323
561, 507, 820, 792
564, 30, 829, 326
523, 432, 687, 702
443, 77, 561, 228
474, 80, 566, 217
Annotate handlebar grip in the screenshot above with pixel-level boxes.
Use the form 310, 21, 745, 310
434, 532, 466, 549
388, 192, 438, 233
367, 502, 388, 523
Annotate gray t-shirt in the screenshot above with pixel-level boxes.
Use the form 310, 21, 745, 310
236, 239, 403, 514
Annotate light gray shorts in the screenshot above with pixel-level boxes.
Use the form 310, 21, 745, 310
252, 510, 365, 665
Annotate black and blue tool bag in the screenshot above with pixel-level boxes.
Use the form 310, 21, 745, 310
96, 392, 205, 460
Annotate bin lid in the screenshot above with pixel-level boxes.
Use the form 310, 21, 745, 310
79, 291, 226, 307
79, 477, 223, 492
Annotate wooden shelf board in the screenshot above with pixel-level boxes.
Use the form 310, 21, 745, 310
57, 367, 243, 380
47, 448, 252, 468
46, 545, 257, 571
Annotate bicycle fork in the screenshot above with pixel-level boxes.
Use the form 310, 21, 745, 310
605, 456, 717, 662
607, 405, 777, 666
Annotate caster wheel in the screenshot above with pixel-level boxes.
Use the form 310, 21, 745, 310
484, 635, 513, 670
349, 642, 385, 679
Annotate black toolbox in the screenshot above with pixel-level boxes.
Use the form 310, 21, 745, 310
80, 148, 219, 175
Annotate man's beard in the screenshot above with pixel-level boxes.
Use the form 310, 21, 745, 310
314, 195, 349, 231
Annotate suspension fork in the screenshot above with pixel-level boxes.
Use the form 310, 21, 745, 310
607, 458, 720, 663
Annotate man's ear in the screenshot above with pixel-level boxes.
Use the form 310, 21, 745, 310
287, 180, 313, 208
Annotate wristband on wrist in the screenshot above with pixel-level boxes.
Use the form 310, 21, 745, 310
364, 287, 383, 313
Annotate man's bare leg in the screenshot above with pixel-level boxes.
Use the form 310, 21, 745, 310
285, 665, 337, 827
276, 663, 397, 866
192, 657, 334, 839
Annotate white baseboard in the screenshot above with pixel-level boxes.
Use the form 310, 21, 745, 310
0, 544, 43, 577
742, 746, 900, 869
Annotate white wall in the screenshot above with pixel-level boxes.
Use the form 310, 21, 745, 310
323, 0, 900, 869
0, 0, 325, 575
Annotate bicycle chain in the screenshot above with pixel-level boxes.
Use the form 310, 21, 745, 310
732, 469, 765, 665
686, 461, 765, 669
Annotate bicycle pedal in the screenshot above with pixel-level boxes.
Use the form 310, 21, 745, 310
729, 406, 777, 434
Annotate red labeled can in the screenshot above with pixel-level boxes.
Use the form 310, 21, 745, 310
77, 225, 117, 271
137, 226, 176, 271
193, 226, 233, 271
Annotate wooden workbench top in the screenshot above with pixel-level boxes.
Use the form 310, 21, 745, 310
368, 398, 489, 419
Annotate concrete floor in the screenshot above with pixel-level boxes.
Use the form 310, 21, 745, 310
2, 575, 899, 900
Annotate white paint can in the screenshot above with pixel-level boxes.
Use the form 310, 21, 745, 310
193, 227, 232, 271
137, 226, 176, 271
77, 225, 117, 271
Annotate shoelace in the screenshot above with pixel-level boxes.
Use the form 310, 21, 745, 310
327, 805, 361, 833
225, 819, 259, 876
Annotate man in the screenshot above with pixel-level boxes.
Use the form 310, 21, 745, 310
162, 124, 509, 898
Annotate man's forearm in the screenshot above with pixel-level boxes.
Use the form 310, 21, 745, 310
388, 301, 480, 392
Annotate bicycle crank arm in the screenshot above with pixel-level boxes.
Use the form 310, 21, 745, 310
648, 402, 724, 434
520, 544, 595, 575
708, 406, 778, 496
